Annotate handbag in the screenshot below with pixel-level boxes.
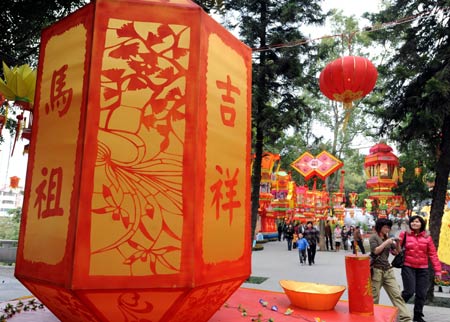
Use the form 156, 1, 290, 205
391, 233, 406, 268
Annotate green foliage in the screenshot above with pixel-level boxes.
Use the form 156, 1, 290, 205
0, 216, 20, 240
8, 207, 22, 224
366, 0, 450, 248
393, 147, 431, 209
0, 0, 89, 67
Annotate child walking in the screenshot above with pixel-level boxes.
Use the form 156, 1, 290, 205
297, 233, 309, 265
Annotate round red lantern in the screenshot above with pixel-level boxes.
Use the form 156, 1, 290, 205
319, 56, 378, 108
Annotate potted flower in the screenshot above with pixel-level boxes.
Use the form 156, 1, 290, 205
435, 263, 450, 293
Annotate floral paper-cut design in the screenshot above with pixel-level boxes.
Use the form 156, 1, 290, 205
90, 19, 190, 276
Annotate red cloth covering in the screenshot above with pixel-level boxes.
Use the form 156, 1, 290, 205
210, 288, 398, 322
1, 289, 398, 322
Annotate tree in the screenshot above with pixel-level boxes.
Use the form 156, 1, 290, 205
217, 0, 326, 242
367, 1, 450, 250
0, 208, 22, 240
0, 0, 88, 67
8, 207, 22, 224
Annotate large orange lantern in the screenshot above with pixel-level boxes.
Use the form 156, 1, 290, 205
319, 56, 377, 126
15, 1, 252, 321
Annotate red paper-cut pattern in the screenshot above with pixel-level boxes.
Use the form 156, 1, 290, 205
91, 20, 190, 275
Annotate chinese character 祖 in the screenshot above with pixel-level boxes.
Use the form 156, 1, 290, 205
34, 167, 64, 219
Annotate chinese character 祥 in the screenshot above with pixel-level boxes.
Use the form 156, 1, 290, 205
34, 167, 64, 219
215, 75, 240, 127
210, 165, 241, 225
45, 65, 73, 117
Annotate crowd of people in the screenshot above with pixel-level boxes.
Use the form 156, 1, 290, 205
276, 216, 445, 322
277, 219, 366, 256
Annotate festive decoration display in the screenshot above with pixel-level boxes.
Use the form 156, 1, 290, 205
0, 63, 36, 155
259, 152, 280, 209
348, 192, 358, 208
331, 170, 346, 220
438, 207, 450, 265
15, 1, 252, 321
291, 151, 343, 180
319, 56, 377, 128
0, 62, 36, 109
364, 142, 405, 217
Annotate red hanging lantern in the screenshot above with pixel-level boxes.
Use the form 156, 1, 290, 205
319, 56, 378, 126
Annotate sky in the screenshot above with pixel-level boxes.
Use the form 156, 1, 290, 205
0, 0, 383, 189
323, 0, 382, 18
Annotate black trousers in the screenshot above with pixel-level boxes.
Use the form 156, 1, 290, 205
325, 234, 334, 250
401, 265, 429, 317
307, 243, 316, 264
353, 239, 365, 254
286, 238, 293, 250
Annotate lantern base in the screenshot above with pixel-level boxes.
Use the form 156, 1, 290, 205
17, 277, 245, 322
5, 287, 399, 322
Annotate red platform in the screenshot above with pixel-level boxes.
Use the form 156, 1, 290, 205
1, 288, 398, 321
210, 288, 398, 322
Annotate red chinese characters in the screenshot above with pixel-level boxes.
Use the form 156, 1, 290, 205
216, 75, 240, 127
210, 165, 241, 224
45, 65, 73, 117
34, 167, 64, 219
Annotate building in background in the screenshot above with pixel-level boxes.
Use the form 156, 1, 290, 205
0, 186, 24, 216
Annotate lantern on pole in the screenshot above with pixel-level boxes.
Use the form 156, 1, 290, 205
319, 56, 378, 128
364, 142, 401, 218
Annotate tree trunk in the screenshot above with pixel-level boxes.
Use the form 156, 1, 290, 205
250, 1, 268, 246
430, 115, 450, 248
251, 128, 263, 245
427, 115, 450, 301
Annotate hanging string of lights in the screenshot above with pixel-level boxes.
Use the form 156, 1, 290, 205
252, 6, 450, 53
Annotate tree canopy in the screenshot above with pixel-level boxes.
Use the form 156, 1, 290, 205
367, 0, 450, 247
0, 0, 88, 67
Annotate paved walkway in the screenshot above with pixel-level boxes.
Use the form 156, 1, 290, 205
243, 238, 450, 322
0, 265, 30, 302
1, 238, 449, 321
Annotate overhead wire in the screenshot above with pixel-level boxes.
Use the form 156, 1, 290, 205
252, 6, 450, 53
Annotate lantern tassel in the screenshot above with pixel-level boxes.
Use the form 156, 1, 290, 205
11, 112, 24, 156
342, 101, 353, 132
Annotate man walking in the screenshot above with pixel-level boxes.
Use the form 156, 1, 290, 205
324, 220, 334, 251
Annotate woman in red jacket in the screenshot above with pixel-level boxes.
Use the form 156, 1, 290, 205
400, 215, 442, 322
